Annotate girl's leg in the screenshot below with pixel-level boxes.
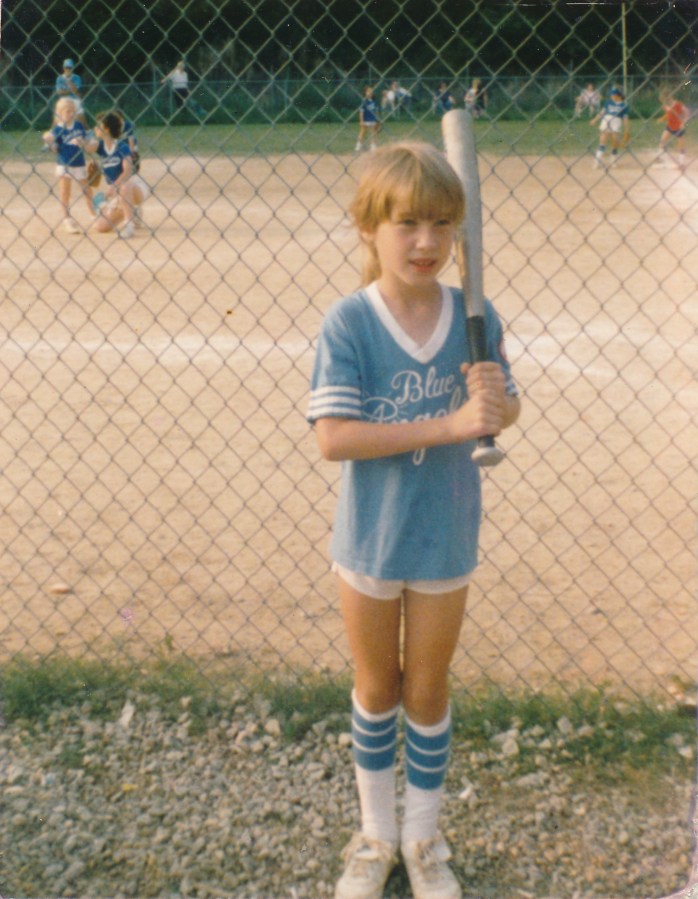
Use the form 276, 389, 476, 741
78, 178, 93, 215
339, 576, 402, 845
339, 577, 402, 713
355, 124, 366, 151
594, 131, 608, 165
117, 183, 146, 236
402, 588, 466, 725
400, 588, 467, 899
94, 202, 124, 233
335, 578, 402, 899
59, 175, 72, 218
401, 588, 466, 844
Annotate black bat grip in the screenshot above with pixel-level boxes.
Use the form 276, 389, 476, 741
466, 315, 505, 467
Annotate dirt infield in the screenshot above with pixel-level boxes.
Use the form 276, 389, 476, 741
1, 149, 696, 694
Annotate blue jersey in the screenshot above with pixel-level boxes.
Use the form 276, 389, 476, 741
602, 99, 629, 119
307, 282, 517, 580
436, 90, 454, 112
121, 117, 139, 152
361, 98, 379, 124
51, 120, 87, 167
97, 139, 132, 184
55, 73, 82, 96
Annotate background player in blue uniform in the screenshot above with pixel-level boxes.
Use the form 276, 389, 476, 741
84, 110, 150, 238
54, 58, 86, 125
591, 86, 630, 168
434, 82, 456, 116
308, 143, 520, 899
42, 97, 94, 234
355, 86, 381, 152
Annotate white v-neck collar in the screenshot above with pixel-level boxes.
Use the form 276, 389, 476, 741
365, 281, 453, 364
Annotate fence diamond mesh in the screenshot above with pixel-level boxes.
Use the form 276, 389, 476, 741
1, 0, 697, 699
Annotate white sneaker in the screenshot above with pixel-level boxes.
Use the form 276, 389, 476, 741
120, 221, 135, 239
335, 833, 397, 899
63, 217, 81, 234
401, 834, 462, 899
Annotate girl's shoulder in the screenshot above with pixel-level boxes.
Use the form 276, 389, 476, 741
325, 288, 370, 321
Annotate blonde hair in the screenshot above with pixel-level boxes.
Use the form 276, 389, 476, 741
55, 97, 77, 116
349, 142, 465, 285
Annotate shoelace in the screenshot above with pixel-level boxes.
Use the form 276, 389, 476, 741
345, 842, 390, 879
413, 842, 451, 885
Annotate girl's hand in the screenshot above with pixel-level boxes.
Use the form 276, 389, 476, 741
105, 185, 116, 198
448, 362, 507, 442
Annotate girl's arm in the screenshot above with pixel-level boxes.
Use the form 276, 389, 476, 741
315, 362, 520, 462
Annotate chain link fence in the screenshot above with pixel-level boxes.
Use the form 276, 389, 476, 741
1, 0, 697, 700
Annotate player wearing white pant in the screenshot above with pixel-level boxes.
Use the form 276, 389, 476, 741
84, 110, 150, 238
591, 86, 630, 169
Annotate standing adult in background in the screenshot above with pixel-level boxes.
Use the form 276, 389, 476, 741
161, 61, 190, 110
55, 58, 86, 125
574, 82, 601, 118
161, 61, 206, 118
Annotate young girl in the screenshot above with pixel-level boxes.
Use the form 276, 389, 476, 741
356, 87, 381, 152
84, 110, 150, 238
307, 143, 520, 899
656, 89, 689, 169
591, 86, 630, 169
42, 97, 94, 234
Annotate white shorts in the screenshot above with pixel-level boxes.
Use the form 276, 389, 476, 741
333, 562, 471, 601
56, 165, 87, 180
600, 115, 623, 134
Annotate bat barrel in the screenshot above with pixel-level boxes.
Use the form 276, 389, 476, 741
442, 109, 485, 319
442, 108, 505, 469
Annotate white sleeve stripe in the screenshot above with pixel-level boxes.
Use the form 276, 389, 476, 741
308, 397, 362, 419
311, 385, 361, 399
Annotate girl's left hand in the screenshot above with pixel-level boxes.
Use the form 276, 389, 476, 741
461, 361, 506, 400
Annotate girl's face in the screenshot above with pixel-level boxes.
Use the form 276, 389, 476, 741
57, 102, 76, 125
366, 208, 455, 297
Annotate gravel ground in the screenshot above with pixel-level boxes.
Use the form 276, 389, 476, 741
1, 690, 695, 899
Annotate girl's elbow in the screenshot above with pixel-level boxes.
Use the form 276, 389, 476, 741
314, 421, 346, 461
316, 435, 342, 461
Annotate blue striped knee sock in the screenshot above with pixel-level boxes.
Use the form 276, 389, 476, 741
351, 691, 399, 845
402, 710, 451, 844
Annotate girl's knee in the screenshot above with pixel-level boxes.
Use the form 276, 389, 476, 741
401, 676, 449, 722
355, 678, 402, 714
